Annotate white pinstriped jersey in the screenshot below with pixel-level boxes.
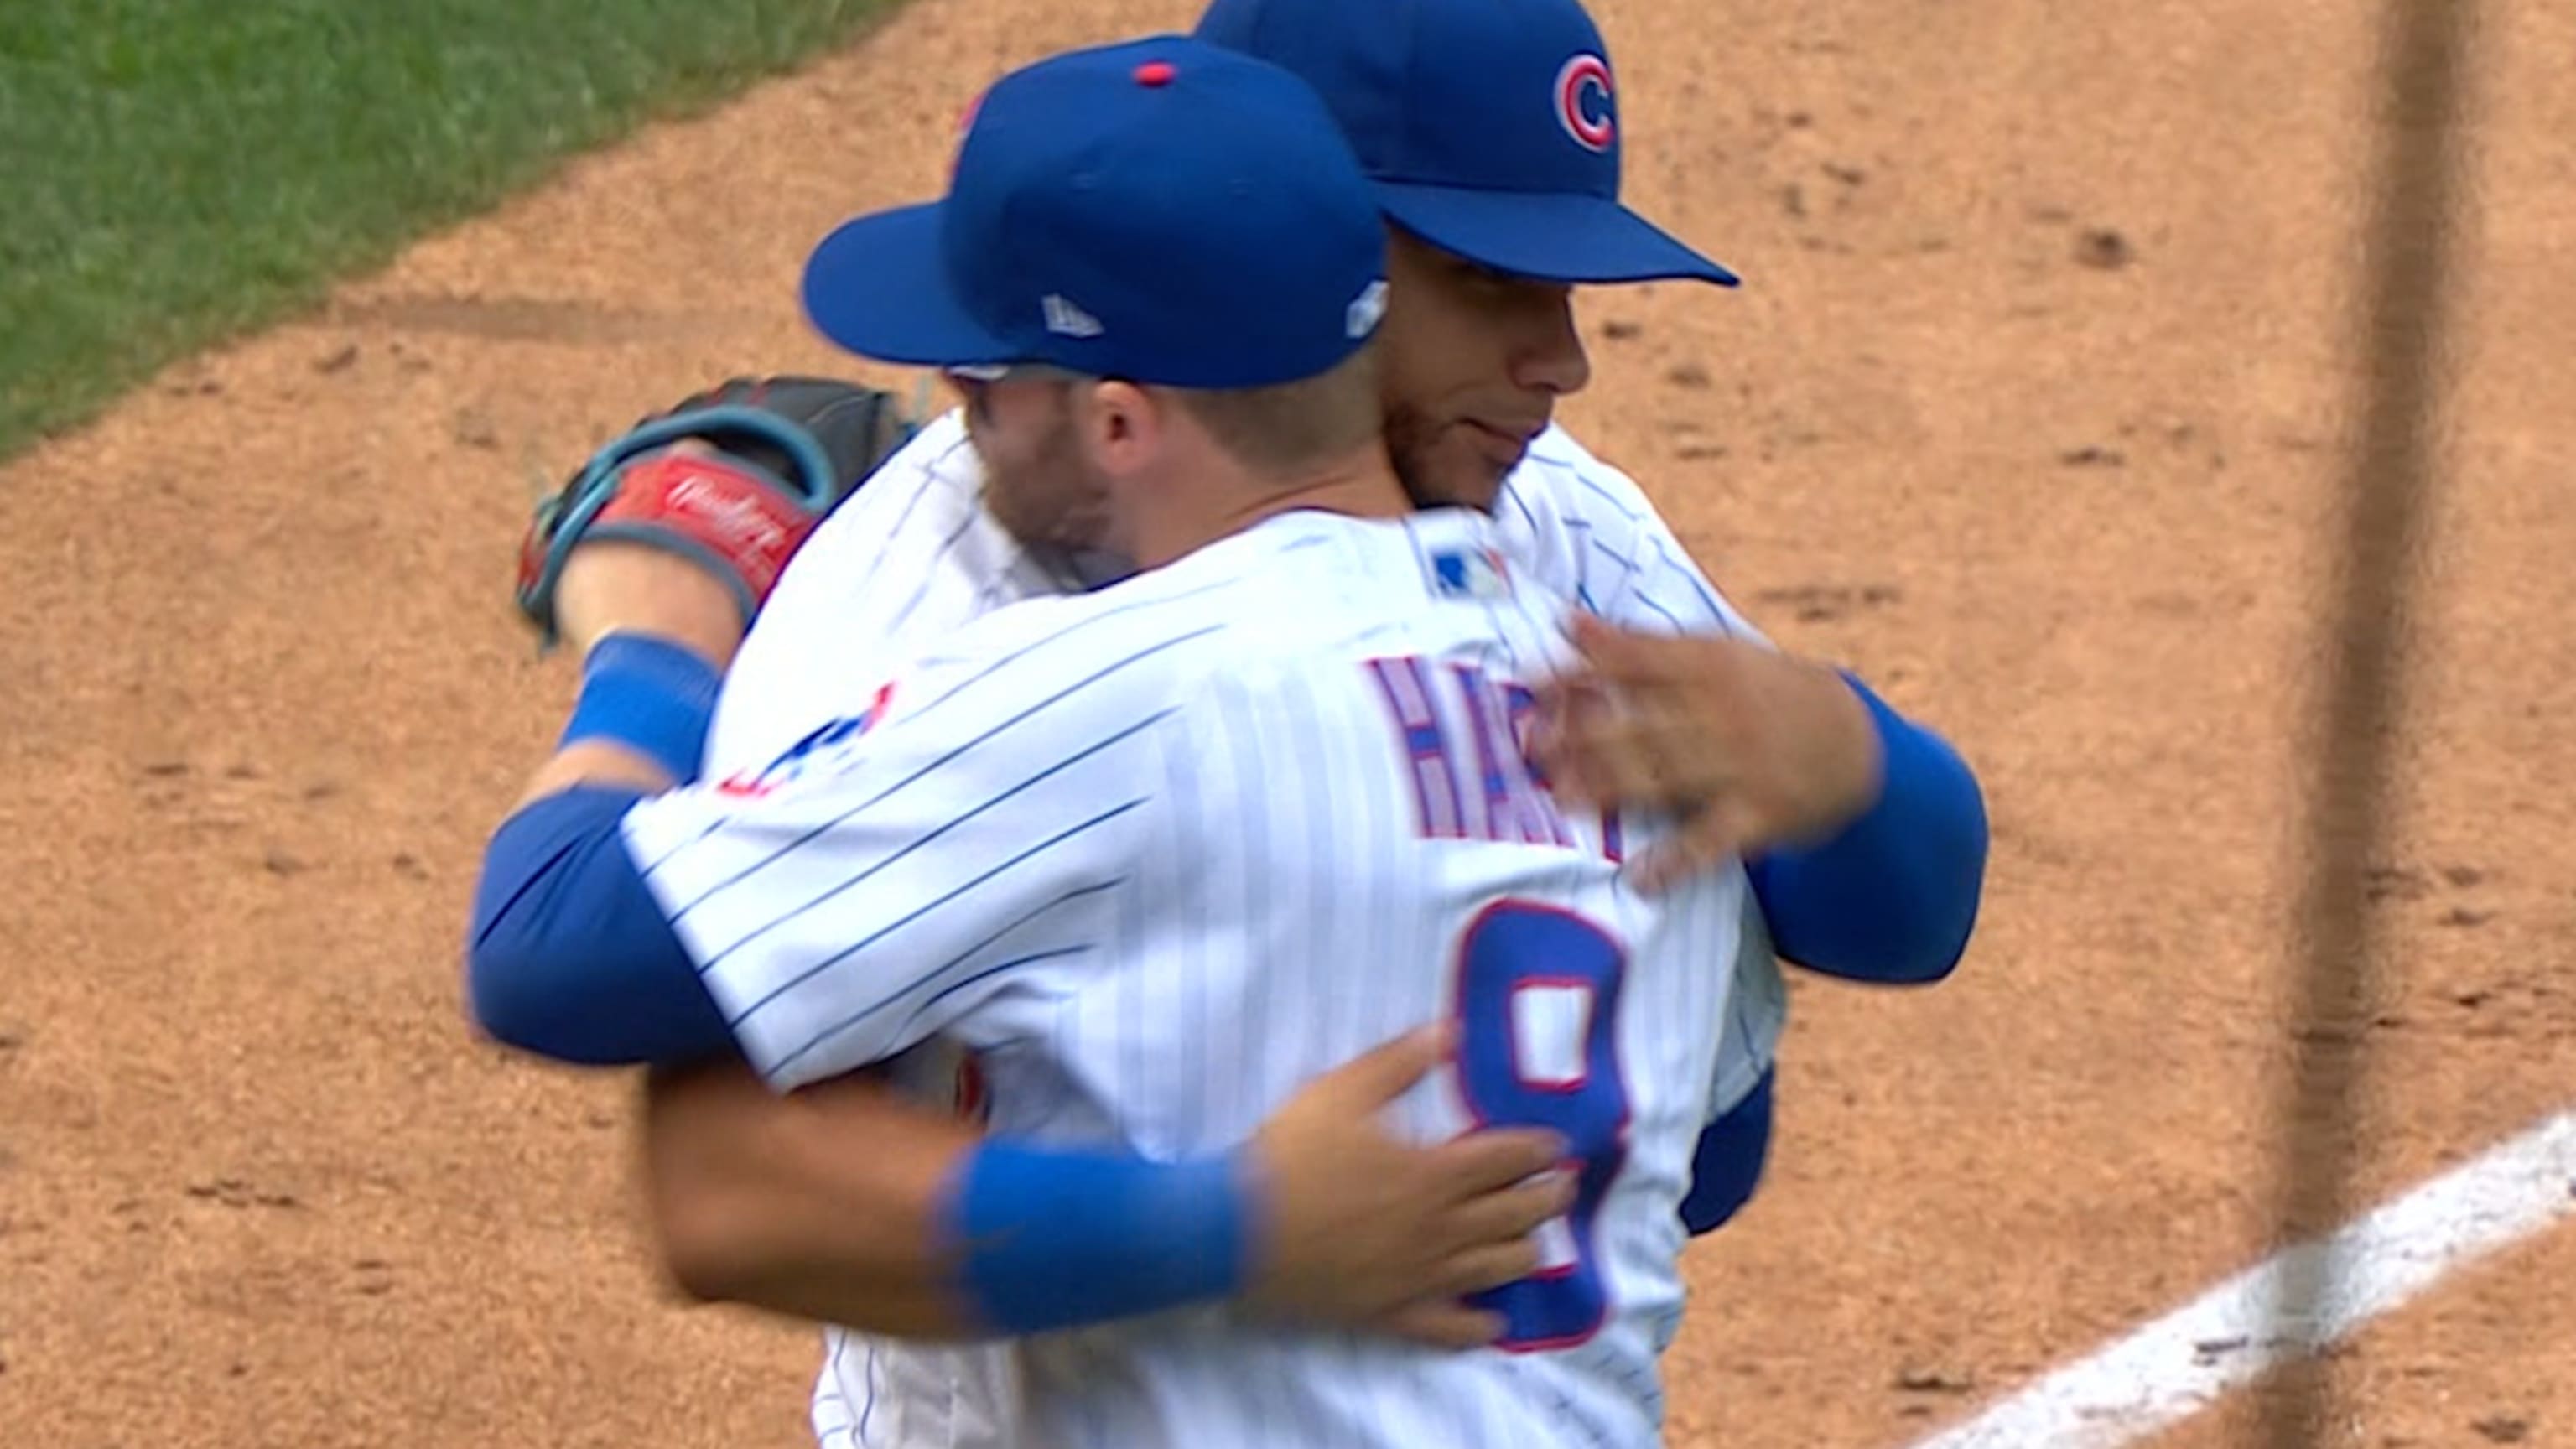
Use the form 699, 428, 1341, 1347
631, 505, 1745, 1449
694, 410, 1789, 1449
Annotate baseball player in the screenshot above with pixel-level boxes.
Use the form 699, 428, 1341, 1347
492, 0, 1988, 1441
470, 34, 1757, 1445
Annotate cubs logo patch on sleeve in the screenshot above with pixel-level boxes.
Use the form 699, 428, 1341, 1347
714, 679, 898, 797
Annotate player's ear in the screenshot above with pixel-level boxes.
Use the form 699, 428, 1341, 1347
1075, 379, 1162, 480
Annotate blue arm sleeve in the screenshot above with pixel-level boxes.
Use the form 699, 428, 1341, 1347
465, 784, 736, 1067
1744, 675, 1989, 985
1680, 1066, 1774, 1236
946, 1143, 1252, 1334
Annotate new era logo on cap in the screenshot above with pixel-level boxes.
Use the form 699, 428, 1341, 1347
1043, 294, 1104, 338
1345, 279, 1388, 339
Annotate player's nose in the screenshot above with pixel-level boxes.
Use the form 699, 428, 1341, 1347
1510, 297, 1592, 399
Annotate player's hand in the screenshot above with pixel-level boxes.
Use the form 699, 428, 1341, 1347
1529, 614, 1883, 895
550, 534, 751, 668
517, 377, 921, 655
1242, 1023, 1574, 1348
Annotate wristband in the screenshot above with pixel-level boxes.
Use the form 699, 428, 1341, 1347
557, 633, 722, 783
942, 1140, 1254, 1336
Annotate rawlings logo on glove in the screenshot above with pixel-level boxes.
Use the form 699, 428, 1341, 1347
662, 465, 797, 553
514, 377, 926, 647
606, 452, 813, 598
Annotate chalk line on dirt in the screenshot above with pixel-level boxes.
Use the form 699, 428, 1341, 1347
1899, 1106, 2576, 1449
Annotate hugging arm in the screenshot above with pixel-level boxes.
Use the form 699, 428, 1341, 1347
463, 548, 1568, 1346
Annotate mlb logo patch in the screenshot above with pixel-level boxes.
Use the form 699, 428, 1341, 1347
1430, 546, 1513, 600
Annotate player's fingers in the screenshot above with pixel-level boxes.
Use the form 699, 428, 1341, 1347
1444, 1172, 1576, 1247
1628, 802, 1754, 896
1530, 705, 1650, 806
1374, 1300, 1508, 1350
1633, 693, 1731, 794
1523, 682, 1589, 780
1523, 694, 1566, 778
1566, 614, 1692, 693
1550, 686, 1732, 808
1431, 1239, 1548, 1297
1428, 1127, 1569, 1198
1578, 738, 1666, 808
1600, 675, 1769, 805
1319, 1021, 1454, 1106
1628, 829, 1723, 897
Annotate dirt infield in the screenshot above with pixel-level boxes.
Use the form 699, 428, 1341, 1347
3, 1, 2570, 1446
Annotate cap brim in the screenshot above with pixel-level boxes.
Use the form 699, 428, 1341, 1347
1374, 182, 1741, 287
800, 204, 1015, 367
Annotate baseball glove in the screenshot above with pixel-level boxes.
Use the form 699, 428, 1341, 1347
514, 376, 926, 647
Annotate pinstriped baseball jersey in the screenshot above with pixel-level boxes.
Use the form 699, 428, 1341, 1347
696, 409, 1787, 1448
633, 505, 1744, 1448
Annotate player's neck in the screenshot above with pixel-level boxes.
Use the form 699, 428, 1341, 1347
1129, 443, 1410, 569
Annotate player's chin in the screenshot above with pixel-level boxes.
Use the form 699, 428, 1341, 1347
1397, 430, 1519, 515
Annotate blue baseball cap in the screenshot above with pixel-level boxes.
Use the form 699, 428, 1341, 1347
800, 35, 1392, 389
1194, 0, 1740, 287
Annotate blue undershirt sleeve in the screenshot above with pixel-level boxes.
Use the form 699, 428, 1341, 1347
1680, 1066, 1775, 1236
1743, 675, 1989, 985
465, 784, 735, 1067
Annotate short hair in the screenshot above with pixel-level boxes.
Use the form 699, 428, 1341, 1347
1169, 341, 1383, 476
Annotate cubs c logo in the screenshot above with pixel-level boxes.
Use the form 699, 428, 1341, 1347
1554, 54, 1615, 153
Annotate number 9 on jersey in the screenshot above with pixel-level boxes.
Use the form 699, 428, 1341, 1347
1450, 899, 1631, 1352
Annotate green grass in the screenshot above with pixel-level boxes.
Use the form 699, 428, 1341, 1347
0, 0, 905, 459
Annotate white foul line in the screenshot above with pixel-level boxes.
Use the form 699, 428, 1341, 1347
1901, 1106, 2576, 1449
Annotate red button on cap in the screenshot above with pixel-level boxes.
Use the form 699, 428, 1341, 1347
1134, 60, 1176, 86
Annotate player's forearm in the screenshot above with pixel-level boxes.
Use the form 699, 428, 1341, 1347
642, 1058, 989, 1337
511, 631, 723, 809
513, 740, 673, 811
642, 1057, 1257, 1341
1746, 675, 1988, 984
